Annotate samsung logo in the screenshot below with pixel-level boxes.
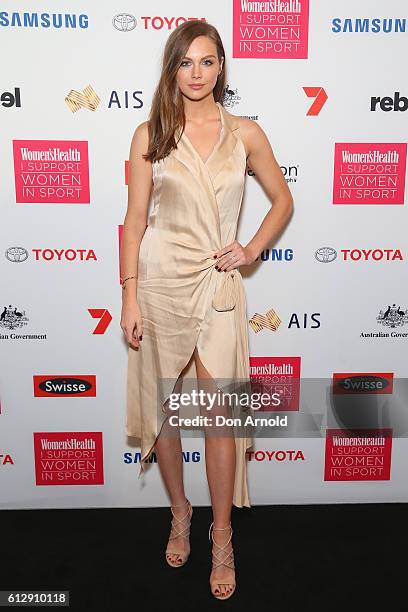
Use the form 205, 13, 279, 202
0, 11, 89, 29
332, 17, 406, 33
256, 248, 294, 262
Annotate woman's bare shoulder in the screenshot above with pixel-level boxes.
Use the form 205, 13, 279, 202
129, 120, 151, 161
235, 114, 266, 158
131, 120, 150, 143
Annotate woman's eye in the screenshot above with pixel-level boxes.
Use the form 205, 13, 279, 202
180, 60, 214, 67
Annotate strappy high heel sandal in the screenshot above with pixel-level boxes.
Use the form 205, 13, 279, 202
208, 521, 236, 600
165, 498, 193, 567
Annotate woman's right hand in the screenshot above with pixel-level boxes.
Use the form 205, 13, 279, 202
121, 299, 143, 349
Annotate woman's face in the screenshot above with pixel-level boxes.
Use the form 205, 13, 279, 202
176, 35, 223, 101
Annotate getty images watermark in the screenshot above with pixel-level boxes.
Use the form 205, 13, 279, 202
166, 387, 288, 428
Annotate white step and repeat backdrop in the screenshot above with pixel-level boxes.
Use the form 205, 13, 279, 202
1, 1, 407, 509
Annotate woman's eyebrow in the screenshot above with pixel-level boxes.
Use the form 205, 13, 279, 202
181, 54, 217, 60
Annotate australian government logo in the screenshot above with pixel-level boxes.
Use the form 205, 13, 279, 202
0, 305, 47, 340
361, 303, 408, 339
223, 85, 241, 108
1, 304, 28, 330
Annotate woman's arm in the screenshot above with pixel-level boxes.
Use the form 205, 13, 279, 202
215, 118, 294, 273
120, 121, 153, 348
120, 120, 153, 305
240, 117, 294, 262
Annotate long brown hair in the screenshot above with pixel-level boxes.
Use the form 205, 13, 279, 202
143, 20, 226, 164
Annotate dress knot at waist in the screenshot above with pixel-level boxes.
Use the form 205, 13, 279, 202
212, 269, 238, 312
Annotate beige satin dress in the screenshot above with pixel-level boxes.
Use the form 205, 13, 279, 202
126, 101, 254, 507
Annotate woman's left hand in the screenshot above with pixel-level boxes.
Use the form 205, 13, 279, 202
213, 241, 256, 272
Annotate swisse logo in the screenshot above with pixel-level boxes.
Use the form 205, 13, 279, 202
371, 91, 408, 112
333, 373, 394, 395
256, 248, 293, 262
1, 87, 21, 108
34, 376, 96, 397
247, 450, 305, 462
112, 14, 137, 31
32, 249, 97, 262
123, 451, 201, 465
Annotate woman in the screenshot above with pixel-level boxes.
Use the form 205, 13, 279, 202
120, 20, 293, 600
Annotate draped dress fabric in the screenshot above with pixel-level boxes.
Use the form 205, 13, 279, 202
126, 101, 254, 508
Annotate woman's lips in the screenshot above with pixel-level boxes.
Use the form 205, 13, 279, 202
189, 84, 204, 89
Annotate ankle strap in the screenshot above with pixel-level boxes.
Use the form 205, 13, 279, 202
208, 521, 232, 541
170, 498, 190, 508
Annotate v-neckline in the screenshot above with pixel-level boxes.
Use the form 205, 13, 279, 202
181, 101, 224, 166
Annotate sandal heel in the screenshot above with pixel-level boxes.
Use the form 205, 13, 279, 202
208, 521, 236, 600
165, 498, 193, 568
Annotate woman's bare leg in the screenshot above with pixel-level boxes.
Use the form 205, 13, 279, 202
155, 366, 191, 564
193, 347, 236, 598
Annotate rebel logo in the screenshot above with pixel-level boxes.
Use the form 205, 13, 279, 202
371, 91, 408, 112
34, 376, 96, 397
333, 373, 393, 395
1, 87, 21, 108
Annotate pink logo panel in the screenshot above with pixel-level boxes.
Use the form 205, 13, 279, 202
324, 428, 392, 481
233, 0, 309, 59
13, 140, 90, 204
333, 143, 407, 205
34, 432, 104, 485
